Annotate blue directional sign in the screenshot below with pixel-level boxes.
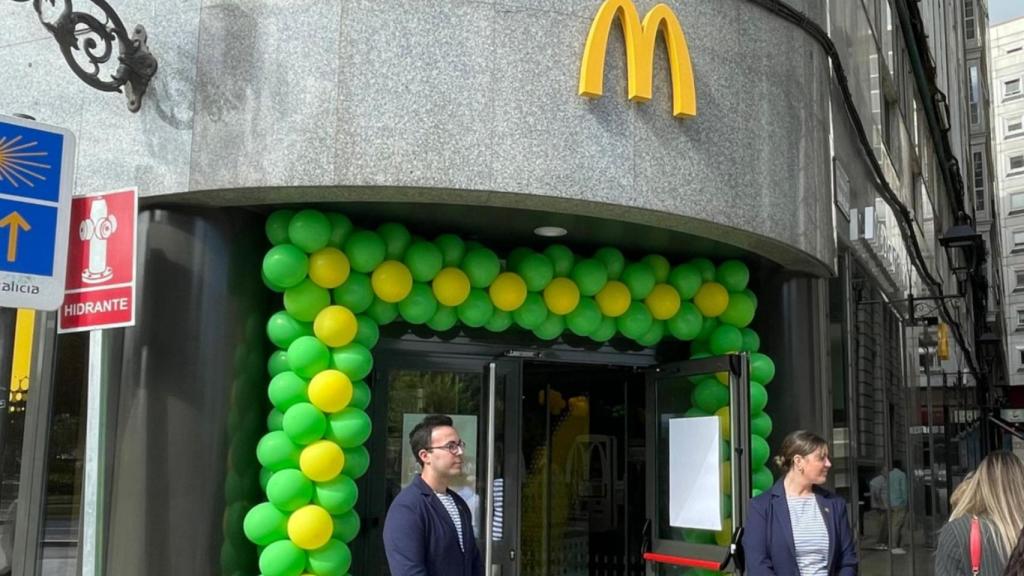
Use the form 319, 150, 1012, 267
0, 114, 76, 311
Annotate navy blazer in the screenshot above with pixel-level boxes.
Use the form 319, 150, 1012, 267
742, 481, 858, 576
383, 475, 482, 576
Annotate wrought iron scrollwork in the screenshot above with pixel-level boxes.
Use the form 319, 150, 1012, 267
12, 0, 157, 112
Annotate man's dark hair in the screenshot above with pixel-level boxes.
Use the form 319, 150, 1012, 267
409, 414, 453, 467
893, 459, 903, 469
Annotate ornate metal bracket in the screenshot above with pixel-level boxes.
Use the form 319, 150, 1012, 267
13, 0, 158, 112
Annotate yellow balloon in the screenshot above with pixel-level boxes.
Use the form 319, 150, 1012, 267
721, 461, 732, 495
432, 267, 471, 307
371, 260, 413, 303
694, 282, 729, 317
287, 504, 333, 550
543, 277, 581, 315
716, 518, 733, 546
594, 280, 631, 318
645, 283, 681, 320
308, 248, 350, 289
313, 305, 358, 347
489, 272, 528, 311
308, 369, 353, 413
300, 440, 345, 482
716, 406, 731, 439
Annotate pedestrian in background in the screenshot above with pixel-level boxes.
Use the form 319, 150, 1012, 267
934, 452, 1024, 576
742, 430, 858, 576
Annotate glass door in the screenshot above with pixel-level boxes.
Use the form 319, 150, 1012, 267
485, 359, 520, 576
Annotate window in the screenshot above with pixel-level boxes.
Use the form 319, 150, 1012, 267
969, 65, 980, 125
973, 150, 985, 212
1008, 115, 1024, 139
1015, 269, 1024, 291
1017, 309, 1024, 328
1012, 193, 1024, 212
1007, 78, 1023, 100
965, 0, 976, 41
1011, 154, 1024, 176
1019, 348, 1024, 368
1013, 230, 1024, 249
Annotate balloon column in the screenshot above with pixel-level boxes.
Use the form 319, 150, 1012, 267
248, 209, 776, 575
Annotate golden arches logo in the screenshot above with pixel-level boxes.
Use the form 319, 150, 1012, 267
579, 0, 696, 118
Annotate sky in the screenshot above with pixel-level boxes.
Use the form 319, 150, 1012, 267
989, 0, 1024, 25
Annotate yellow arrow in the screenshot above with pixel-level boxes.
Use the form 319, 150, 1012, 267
0, 211, 30, 262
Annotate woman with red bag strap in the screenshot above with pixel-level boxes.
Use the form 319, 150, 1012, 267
935, 453, 1024, 576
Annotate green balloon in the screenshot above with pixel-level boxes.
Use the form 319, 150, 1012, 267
716, 259, 750, 292
354, 315, 380, 348
269, 372, 308, 411
350, 380, 372, 410
265, 210, 294, 245
566, 297, 602, 337
288, 209, 331, 253
741, 328, 761, 352
690, 339, 710, 356
684, 407, 710, 418
485, 309, 514, 332
636, 319, 665, 347
668, 263, 703, 300
266, 468, 314, 511
325, 408, 372, 448
259, 539, 306, 576
744, 288, 759, 308
721, 440, 731, 461
263, 244, 309, 288
260, 467, 273, 492
621, 262, 657, 299
331, 343, 374, 380
462, 248, 501, 288
282, 402, 327, 445
690, 258, 716, 282
506, 247, 534, 272
719, 291, 756, 328
366, 298, 399, 325
434, 234, 466, 267
682, 528, 716, 545
326, 212, 353, 248
307, 539, 352, 575
314, 474, 359, 514
753, 466, 774, 492
722, 493, 733, 518
404, 241, 444, 282
751, 435, 770, 469
532, 313, 565, 341
287, 336, 330, 378
377, 222, 412, 260
589, 315, 617, 342
243, 502, 288, 546
692, 378, 729, 413
262, 269, 286, 293
399, 283, 438, 325
543, 244, 576, 277
750, 353, 776, 384
696, 316, 719, 341
709, 325, 743, 355
267, 350, 290, 377
427, 305, 459, 331
332, 272, 374, 313
617, 302, 653, 340
284, 279, 330, 322
750, 381, 768, 414
345, 230, 387, 273
458, 288, 494, 327
642, 254, 671, 283
465, 240, 486, 253
267, 408, 284, 431
256, 431, 301, 471
593, 247, 625, 280
751, 412, 773, 438
332, 510, 361, 543
343, 445, 371, 479
666, 302, 703, 340
266, 311, 313, 349
513, 293, 548, 330
516, 253, 554, 291
571, 258, 608, 297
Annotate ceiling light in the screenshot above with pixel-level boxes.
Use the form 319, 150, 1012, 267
533, 226, 568, 237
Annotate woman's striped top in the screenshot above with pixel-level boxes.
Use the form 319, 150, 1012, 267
787, 495, 830, 576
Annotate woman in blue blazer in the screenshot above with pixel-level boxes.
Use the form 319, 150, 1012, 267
742, 430, 858, 576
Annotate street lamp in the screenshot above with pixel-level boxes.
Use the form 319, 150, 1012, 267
938, 219, 983, 287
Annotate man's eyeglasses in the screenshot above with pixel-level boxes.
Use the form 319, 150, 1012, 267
426, 440, 466, 455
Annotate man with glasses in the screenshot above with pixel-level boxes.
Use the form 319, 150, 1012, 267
384, 414, 482, 576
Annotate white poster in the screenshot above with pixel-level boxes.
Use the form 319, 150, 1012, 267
668, 416, 722, 531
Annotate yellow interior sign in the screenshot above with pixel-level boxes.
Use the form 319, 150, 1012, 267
10, 309, 35, 406
579, 0, 697, 118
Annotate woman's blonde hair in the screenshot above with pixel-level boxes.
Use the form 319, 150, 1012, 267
772, 430, 828, 472
949, 451, 1024, 556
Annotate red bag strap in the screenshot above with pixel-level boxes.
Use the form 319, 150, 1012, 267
970, 516, 982, 575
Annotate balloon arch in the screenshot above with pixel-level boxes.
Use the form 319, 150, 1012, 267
241, 209, 778, 576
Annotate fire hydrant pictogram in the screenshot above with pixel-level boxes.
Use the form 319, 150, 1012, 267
79, 197, 117, 284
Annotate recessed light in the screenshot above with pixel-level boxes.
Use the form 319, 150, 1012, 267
534, 226, 568, 237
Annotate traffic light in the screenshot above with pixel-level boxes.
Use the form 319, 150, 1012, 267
937, 323, 949, 361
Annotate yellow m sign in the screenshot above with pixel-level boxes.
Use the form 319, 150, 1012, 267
579, 0, 697, 118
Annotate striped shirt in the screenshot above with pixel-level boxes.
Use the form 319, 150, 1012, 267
437, 492, 465, 552
934, 515, 1008, 576
787, 495, 829, 576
